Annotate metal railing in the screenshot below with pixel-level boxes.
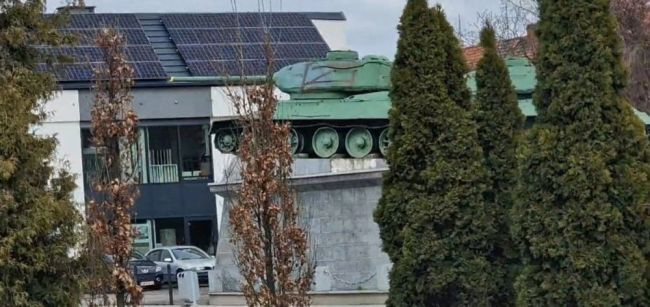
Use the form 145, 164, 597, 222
149, 149, 179, 183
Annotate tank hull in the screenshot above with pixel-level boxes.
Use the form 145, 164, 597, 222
211, 91, 392, 158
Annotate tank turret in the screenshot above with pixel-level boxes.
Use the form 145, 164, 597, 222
274, 50, 392, 99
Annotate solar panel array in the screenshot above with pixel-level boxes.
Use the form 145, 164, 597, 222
163, 13, 330, 76
41, 14, 166, 82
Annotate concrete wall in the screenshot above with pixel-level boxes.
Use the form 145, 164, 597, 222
33, 90, 85, 213
210, 160, 391, 293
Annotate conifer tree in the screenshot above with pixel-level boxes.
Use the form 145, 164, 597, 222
434, 7, 472, 110
0, 1, 84, 306
374, 0, 441, 263
375, 1, 499, 305
511, 0, 650, 305
473, 24, 524, 305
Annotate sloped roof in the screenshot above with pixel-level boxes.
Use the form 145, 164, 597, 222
40, 12, 341, 87
463, 36, 531, 70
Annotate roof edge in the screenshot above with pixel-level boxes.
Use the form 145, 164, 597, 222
300, 12, 346, 21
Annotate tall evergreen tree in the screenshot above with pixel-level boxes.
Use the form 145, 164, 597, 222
374, 0, 442, 264
434, 6, 472, 110
511, 0, 650, 305
375, 1, 499, 305
0, 1, 84, 306
473, 24, 525, 306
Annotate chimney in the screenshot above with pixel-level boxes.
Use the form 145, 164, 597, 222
56, 5, 96, 14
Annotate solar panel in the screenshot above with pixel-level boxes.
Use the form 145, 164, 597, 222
270, 27, 323, 43
164, 12, 330, 77
62, 29, 150, 46
169, 27, 322, 45
162, 13, 312, 29
67, 14, 142, 29
40, 61, 167, 82
39, 46, 159, 63
40, 12, 332, 80
38, 14, 168, 82
169, 28, 268, 45
274, 43, 330, 59
125, 46, 159, 62
131, 62, 168, 79
177, 43, 328, 63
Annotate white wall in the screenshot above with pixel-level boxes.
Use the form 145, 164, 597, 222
312, 19, 348, 51
32, 90, 85, 214
210, 87, 237, 231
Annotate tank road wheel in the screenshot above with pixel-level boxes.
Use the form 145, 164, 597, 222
345, 128, 373, 158
215, 129, 238, 154
378, 128, 390, 157
289, 128, 304, 154
312, 127, 340, 158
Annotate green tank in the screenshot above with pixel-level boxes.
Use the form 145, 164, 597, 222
212, 50, 393, 158
212, 52, 650, 158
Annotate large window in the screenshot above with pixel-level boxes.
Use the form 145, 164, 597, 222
179, 125, 212, 180
81, 124, 212, 186
144, 126, 180, 184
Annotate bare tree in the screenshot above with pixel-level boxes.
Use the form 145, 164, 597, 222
222, 32, 314, 304
464, 0, 650, 113
87, 28, 142, 307
611, 0, 650, 112
460, 0, 536, 46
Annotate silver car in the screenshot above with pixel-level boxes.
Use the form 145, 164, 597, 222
145, 246, 216, 282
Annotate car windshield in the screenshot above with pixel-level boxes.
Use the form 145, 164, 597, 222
171, 248, 208, 260
131, 251, 144, 260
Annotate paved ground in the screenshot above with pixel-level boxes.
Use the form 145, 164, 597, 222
142, 285, 210, 305
92, 286, 384, 306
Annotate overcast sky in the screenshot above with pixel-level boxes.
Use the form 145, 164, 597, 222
46, 0, 503, 57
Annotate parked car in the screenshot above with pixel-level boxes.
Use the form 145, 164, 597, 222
145, 246, 215, 283
105, 251, 163, 289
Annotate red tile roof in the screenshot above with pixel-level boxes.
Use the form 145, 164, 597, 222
463, 36, 532, 70
463, 24, 538, 70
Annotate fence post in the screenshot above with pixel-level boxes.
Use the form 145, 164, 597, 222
167, 264, 173, 305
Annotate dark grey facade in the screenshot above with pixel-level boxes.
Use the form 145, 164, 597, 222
79, 87, 217, 253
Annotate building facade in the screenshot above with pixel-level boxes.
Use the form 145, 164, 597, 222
38, 9, 348, 255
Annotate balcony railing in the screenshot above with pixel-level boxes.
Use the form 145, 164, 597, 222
148, 149, 179, 183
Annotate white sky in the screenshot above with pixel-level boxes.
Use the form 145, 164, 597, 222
47, 0, 503, 58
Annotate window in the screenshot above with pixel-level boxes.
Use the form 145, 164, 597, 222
82, 124, 213, 186
172, 247, 209, 260
179, 125, 211, 180
146, 250, 161, 262
81, 129, 102, 189
145, 127, 180, 183
160, 249, 172, 261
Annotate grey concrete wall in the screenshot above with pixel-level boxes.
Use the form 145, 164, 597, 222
301, 184, 389, 291
79, 87, 212, 121
211, 160, 391, 293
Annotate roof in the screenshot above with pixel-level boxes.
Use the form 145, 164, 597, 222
40, 12, 340, 88
463, 36, 531, 70
300, 12, 346, 21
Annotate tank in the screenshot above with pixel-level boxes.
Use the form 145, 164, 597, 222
211, 53, 554, 158
211, 50, 394, 158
